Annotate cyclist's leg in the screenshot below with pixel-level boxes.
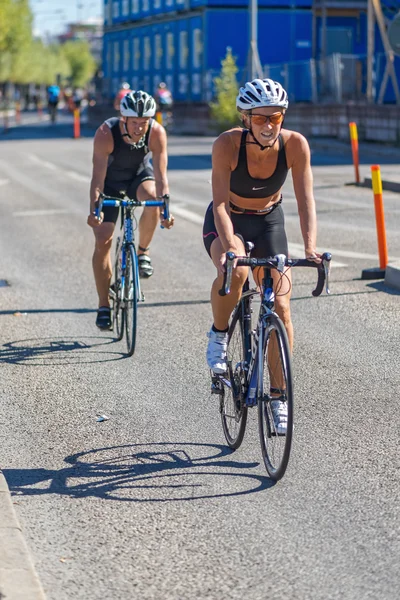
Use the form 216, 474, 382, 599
127, 169, 157, 278
92, 202, 118, 309
203, 204, 248, 330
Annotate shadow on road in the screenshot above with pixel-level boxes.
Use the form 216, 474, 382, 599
0, 335, 126, 365
3, 442, 275, 502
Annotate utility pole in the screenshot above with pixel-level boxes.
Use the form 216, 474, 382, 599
367, 0, 375, 103
248, 0, 263, 80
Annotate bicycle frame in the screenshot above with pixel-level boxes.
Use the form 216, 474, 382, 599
114, 205, 142, 305
226, 268, 277, 409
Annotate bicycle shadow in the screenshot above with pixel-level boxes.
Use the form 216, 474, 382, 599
0, 335, 126, 366
3, 442, 275, 502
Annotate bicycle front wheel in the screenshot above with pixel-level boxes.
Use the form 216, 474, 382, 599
124, 244, 138, 356
258, 314, 293, 480
111, 243, 124, 341
220, 306, 248, 450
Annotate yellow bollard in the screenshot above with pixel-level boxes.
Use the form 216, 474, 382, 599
371, 165, 388, 270
349, 122, 360, 184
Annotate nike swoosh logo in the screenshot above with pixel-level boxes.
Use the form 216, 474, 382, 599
252, 186, 268, 191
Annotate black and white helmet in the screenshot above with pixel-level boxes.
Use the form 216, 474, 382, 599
120, 90, 156, 117
236, 78, 289, 110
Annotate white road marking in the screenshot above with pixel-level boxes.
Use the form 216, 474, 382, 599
172, 205, 204, 225
13, 209, 70, 217
26, 153, 58, 171
65, 170, 90, 183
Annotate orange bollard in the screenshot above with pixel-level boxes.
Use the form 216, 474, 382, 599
349, 122, 360, 184
73, 108, 80, 139
371, 165, 388, 270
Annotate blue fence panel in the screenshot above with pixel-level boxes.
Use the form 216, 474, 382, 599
190, 16, 203, 102
141, 25, 152, 95
130, 0, 140, 20
119, 0, 131, 22
151, 23, 164, 95
175, 18, 190, 101
130, 28, 142, 91
140, 0, 151, 19
163, 21, 176, 97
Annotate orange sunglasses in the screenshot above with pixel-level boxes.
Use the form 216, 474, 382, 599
251, 113, 284, 126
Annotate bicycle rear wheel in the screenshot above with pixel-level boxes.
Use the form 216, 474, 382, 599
258, 314, 293, 480
220, 306, 248, 449
111, 242, 124, 341
124, 244, 138, 356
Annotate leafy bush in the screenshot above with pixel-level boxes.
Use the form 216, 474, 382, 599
210, 47, 241, 133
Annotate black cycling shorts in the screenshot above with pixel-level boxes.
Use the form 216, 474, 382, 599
102, 166, 155, 224
202, 201, 289, 258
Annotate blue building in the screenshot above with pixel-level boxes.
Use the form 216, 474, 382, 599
101, 1, 400, 103
102, 1, 314, 102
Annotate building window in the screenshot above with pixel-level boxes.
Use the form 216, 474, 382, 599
133, 37, 140, 71
122, 0, 129, 16
166, 32, 174, 70
144, 36, 151, 71
179, 31, 188, 69
193, 28, 202, 69
154, 34, 162, 70
123, 39, 129, 71
112, 0, 119, 19
132, 0, 139, 15
113, 41, 119, 73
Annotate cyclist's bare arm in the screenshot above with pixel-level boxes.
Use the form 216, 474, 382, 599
148, 123, 174, 228
287, 132, 319, 259
88, 124, 113, 227
148, 122, 169, 198
212, 133, 239, 253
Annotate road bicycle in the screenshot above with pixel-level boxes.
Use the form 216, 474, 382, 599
211, 246, 332, 480
95, 192, 170, 357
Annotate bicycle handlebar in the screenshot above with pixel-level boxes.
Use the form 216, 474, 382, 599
94, 193, 170, 227
219, 252, 332, 298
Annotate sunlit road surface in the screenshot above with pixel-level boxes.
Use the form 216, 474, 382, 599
0, 114, 399, 600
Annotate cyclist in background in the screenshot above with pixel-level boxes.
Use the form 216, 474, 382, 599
87, 90, 175, 330
202, 78, 321, 433
47, 84, 60, 122
113, 81, 131, 111
154, 82, 173, 130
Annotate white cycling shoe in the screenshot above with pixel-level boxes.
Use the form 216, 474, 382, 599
206, 328, 228, 374
270, 398, 288, 435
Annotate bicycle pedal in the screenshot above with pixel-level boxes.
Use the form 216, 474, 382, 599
140, 293, 145, 302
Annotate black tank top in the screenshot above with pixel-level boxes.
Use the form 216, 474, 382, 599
230, 130, 288, 198
104, 117, 153, 190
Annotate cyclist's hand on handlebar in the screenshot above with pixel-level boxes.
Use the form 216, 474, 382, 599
160, 214, 174, 229
217, 247, 238, 277
305, 250, 322, 264
87, 211, 104, 228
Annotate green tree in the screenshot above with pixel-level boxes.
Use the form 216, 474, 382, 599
210, 47, 240, 132
61, 40, 97, 88
0, 0, 33, 82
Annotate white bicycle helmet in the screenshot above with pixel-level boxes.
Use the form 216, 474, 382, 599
236, 78, 289, 110
120, 90, 156, 117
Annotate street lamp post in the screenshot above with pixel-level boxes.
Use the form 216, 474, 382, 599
248, 0, 263, 80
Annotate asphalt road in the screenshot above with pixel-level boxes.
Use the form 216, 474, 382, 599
0, 113, 399, 600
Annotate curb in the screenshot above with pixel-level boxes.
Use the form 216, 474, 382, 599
384, 262, 400, 291
0, 471, 46, 599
